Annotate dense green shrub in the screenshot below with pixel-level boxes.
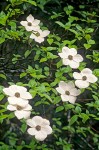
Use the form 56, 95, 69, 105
0, 0, 99, 150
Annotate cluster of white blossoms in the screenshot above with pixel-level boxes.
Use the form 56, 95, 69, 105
3, 85, 52, 141
20, 14, 50, 43
3, 85, 32, 119
57, 46, 98, 103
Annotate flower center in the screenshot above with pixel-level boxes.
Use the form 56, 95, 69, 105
16, 105, 23, 111
82, 76, 87, 81
28, 22, 32, 26
34, 31, 40, 37
36, 125, 41, 131
65, 91, 70, 95
68, 55, 73, 60
15, 92, 20, 98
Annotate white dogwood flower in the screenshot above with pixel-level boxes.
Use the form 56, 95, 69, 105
27, 116, 52, 141
58, 46, 83, 69
56, 81, 80, 104
20, 14, 40, 31
30, 29, 50, 43
3, 85, 32, 106
7, 103, 32, 119
73, 68, 98, 88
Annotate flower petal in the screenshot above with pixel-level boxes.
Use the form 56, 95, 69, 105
25, 26, 40, 31
87, 74, 97, 83
42, 126, 52, 135
68, 96, 77, 104
8, 97, 28, 107
41, 30, 50, 37
73, 72, 82, 79
30, 33, 36, 39
61, 95, 70, 102
59, 47, 70, 59
15, 110, 31, 119
81, 68, 92, 75
70, 88, 81, 96
61, 94, 76, 104
27, 14, 34, 23
69, 48, 77, 56
62, 58, 69, 65
9, 85, 27, 95
35, 37, 44, 43
73, 54, 83, 62
23, 104, 32, 111
32, 19, 40, 26
67, 81, 75, 89
20, 92, 32, 100
27, 119, 36, 127
20, 21, 28, 27
62, 46, 70, 55
35, 131, 47, 141
42, 119, 50, 126
16, 85, 27, 92
69, 60, 79, 69
7, 105, 17, 111
58, 53, 68, 59
75, 80, 89, 88
60, 81, 75, 91
59, 81, 67, 88
56, 87, 65, 95
27, 127, 37, 135
3, 88, 14, 97
32, 116, 43, 126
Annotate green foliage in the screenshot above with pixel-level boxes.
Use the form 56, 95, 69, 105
0, 0, 99, 150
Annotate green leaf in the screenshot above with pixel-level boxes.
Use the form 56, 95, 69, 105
47, 52, 58, 59
56, 106, 64, 112
85, 34, 91, 40
69, 115, 78, 126
57, 60, 62, 68
93, 69, 99, 77
40, 57, 47, 62
55, 21, 65, 28
0, 74, 6, 79
43, 93, 52, 103
0, 38, 5, 44
76, 24, 83, 31
84, 44, 91, 49
24, 50, 31, 58
79, 113, 89, 123
0, 11, 8, 25
75, 106, 82, 114
64, 104, 75, 111
20, 72, 27, 78
0, 94, 4, 101
21, 123, 27, 133
88, 39, 95, 45
23, 0, 37, 6
85, 28, 94, 33
47, 38, 53, 45
92, 95, 98, 101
